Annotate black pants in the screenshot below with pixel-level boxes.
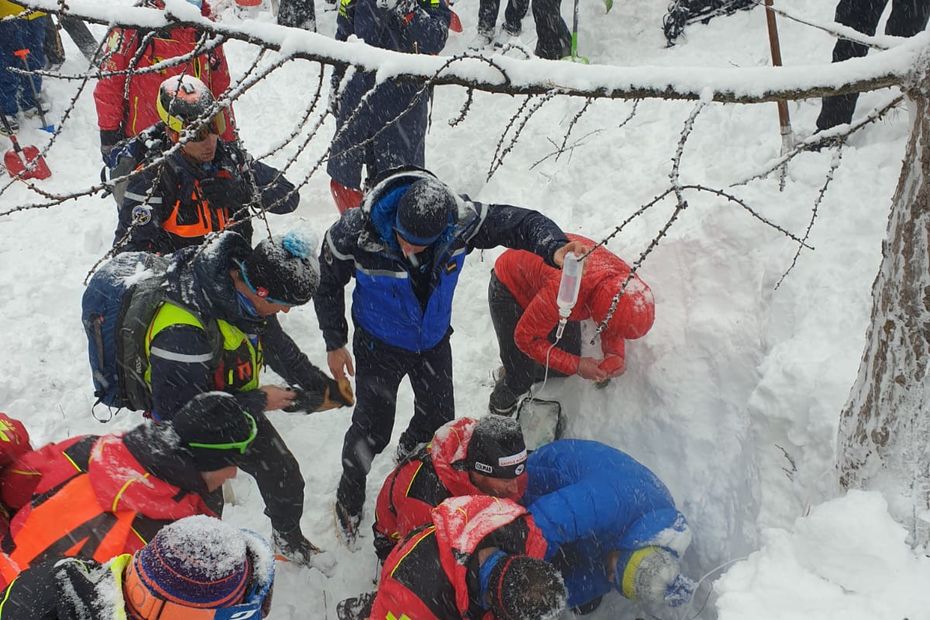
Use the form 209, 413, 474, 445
817, 0, 930, 130
478, 0, 529, 35
488, 272, 580, 395
337, 328, 454, 516
532, 0, 571, 59
277, 0, 316, 31
238, 412, 306, 533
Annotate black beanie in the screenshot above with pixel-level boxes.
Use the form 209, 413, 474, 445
393, 178, 456, 245
170, 393, 256, 472
240, 232, 319, 305
465, 415, 527, 479
488, 555, 566, 620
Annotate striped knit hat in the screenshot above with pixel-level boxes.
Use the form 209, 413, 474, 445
127, 516, 251, 611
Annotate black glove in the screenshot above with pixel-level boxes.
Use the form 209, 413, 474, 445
283, 379, 354, 414
199, 174, 252, 209
100, 128, 123, 166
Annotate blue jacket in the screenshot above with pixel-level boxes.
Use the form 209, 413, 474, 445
327, 0, 450, 188
525, 440, 690, 607
314, 169, 568, 353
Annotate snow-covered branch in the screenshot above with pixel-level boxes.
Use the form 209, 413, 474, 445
19, 0, 928, 103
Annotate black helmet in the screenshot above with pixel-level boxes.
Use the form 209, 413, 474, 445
156, 75, 225, 137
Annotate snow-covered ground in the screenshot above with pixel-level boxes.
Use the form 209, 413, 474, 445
1, 0, 928, 617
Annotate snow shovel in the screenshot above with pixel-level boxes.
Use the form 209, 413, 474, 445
1, 114, 51, 180
449, 9, 463, 33
516, 397, 564, 450
561, 0, 589, 63
13, 48, 54, 133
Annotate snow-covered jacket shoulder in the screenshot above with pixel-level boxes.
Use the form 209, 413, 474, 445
524, 440, 690, 559
370, 495, 546, 620
0, 435, 95, 515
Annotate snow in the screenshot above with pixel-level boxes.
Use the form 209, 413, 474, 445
0, 0, 925, 618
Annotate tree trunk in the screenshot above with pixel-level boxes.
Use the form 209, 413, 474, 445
837, 72, 930, 545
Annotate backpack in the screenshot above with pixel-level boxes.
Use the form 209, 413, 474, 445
81, 252, 218, 414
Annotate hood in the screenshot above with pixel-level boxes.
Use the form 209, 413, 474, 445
88, 428, 214, 520
431, 418, 526, 502
362, 169, 457, 254
166, 231, 264, 332
431, 495, 548, 616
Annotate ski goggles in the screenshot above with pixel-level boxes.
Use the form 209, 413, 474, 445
187, 411, 258, 455
125, 553, 274, 619
235, 260, 300, 307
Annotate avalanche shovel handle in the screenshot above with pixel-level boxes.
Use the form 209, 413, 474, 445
763, 0, 792, 139
0, 114, 25, 155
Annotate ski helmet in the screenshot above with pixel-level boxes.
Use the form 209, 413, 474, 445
156, 75, 225, 138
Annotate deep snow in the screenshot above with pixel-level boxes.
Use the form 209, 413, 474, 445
0, 0, 927, 618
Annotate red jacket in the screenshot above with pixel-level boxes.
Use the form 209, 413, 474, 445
372, 418, 527, 561
93, 1, 235, 140
0, 433, 215, 588
0, 435, 92, 514
371, 496, 548, 620
494, 233, 655, 377
0, 414, 31, 538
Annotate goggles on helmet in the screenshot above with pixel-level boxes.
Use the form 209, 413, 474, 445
156, 91, 226, 141
186, 410, 258, 455
124, 550, 274, 620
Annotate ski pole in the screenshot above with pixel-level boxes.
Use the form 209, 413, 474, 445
563, 0, 589, 63
763, 0, 793, 188
13, 48, 54, 133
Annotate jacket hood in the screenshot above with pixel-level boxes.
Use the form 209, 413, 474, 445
431, 495, 548, 616
89, 429, 215, 520
166, 231, 263, 332
363, 169, 459, 254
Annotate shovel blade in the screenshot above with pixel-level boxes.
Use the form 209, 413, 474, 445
4, 144, 50, 179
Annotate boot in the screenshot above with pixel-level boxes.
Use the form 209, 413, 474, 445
334, 498, 362, 550
273, 527, 335, 575
489, 378, 519, 416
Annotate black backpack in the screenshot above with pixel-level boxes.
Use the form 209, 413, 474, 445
81, 252, 219, 414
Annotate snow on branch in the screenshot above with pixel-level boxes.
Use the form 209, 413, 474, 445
18, 0, 928, 103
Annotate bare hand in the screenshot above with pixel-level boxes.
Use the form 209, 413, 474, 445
553, 240, 591, 267
327, 347, 355, 382
261, 385, 297, 412
577, 357, 609, 382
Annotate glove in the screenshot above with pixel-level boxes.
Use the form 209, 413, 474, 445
377, 0, 416, 16
100, 128, 122, 167
283, 379, 354, 414
199, 174, 252, 209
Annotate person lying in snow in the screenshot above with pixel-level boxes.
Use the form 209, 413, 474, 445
0, 393, 255, 589
372, 415, 528, 561
524, 439, 695, 613
488, 233, 655, 415
370, 495, 566, 620
0, 515, 275, 619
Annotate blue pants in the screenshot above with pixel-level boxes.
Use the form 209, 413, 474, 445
0, 18, 47, 116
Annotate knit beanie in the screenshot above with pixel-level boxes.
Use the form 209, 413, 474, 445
465, 415, 527, 479
126, 515, 251, 610
170, 393, 256, 472
488, 555, 566, 620
393, 178, 456, 245
239, 231, 319, 306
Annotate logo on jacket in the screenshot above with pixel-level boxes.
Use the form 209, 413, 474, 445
131, 205, 153, 225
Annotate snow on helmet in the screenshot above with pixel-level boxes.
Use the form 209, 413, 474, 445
156, 75, 225, 138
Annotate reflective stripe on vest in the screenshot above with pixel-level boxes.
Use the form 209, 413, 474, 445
144, 302, 262, 392
0, 476, 136, 586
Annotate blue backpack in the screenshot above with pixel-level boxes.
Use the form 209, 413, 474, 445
81, 252, 174, 414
